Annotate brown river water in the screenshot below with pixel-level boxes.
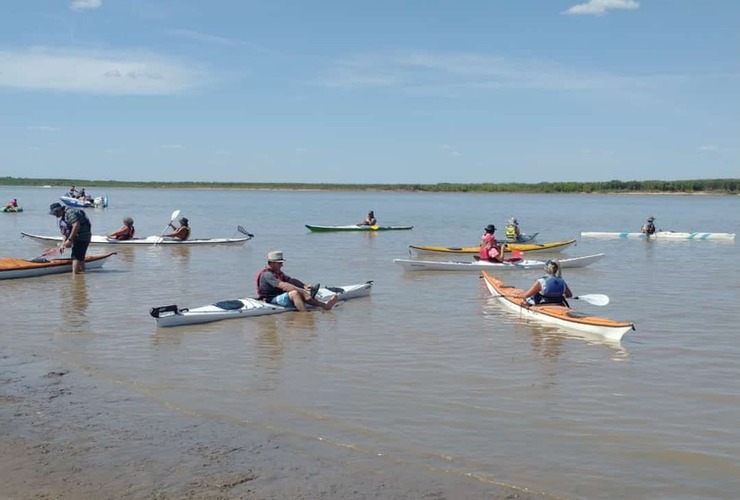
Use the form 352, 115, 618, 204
1, 186, 739, 499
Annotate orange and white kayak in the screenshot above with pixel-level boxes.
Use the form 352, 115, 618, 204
480, 271, 635, 341
0, 253, 116, 280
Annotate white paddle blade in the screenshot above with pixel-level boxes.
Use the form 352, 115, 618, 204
170, 209, 181, 222
574, 294, 610, 306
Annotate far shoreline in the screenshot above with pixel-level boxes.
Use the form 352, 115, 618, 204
1, 176, 738, 196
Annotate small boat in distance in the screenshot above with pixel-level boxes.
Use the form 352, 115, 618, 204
60, 194, 109, 208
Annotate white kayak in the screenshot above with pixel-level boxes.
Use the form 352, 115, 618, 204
21, 226, 253, 246
394, 253, 604, 272
151, 281, 374, 327
580, 231, 735, 241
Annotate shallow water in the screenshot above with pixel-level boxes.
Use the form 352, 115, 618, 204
2, 186, 739, 499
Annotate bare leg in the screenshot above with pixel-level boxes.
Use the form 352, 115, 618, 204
71, 259, 85, 274
288, 290, 307, 312
308, 294, 339, 311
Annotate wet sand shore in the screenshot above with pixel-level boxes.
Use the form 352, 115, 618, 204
1, 350, 552, 500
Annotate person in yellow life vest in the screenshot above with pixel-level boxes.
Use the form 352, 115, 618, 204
505, 218, 523, 242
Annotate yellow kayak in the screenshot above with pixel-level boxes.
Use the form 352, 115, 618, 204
409, 239, 576, 257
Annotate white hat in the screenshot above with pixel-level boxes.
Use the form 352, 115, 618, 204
267, 250, 286, 263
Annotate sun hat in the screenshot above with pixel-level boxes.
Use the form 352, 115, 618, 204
49, 202, 64, 215
484, 224, 496, 233
179, 217, 189, 225
123, 217, 134, 225
508, 217, 518, 225
267, 250, 286, 263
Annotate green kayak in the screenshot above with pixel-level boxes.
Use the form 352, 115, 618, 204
306, 224, 413, 232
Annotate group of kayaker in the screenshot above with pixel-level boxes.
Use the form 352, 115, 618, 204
47, 202, 192, 274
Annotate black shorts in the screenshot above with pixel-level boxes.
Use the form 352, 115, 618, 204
71, 238, 91, 261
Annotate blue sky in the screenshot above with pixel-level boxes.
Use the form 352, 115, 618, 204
1, 0, 738, 183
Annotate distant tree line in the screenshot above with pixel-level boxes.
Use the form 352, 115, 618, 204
1, 176, 737, 194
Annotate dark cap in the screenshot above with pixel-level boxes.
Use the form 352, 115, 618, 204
179, 217, 189, 225
484, 224, 496, 233
49, 202, 64, 215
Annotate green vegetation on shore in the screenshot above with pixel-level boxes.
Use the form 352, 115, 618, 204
1, 176, 738, 194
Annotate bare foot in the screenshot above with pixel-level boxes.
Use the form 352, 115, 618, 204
323, 294, 339, 310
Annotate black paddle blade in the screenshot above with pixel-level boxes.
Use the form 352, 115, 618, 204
150, 305, 179, 318
237, 225, 255, 238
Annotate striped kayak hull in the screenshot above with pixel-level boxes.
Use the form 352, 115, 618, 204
409, 239, 576, 257
151, 281, 373, 327
395, 253, 604, 272
581, 231, 735, 241
481, 272, 634, 341
306, 224, 413, 232
21, 231, 251, 246
0, 253, 116, 280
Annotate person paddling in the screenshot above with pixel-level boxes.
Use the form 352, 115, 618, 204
359, 210, 377, 226
641, 216, 656, 237
479, 224, 505, 263
518, 260, 573, 306
163, 217, 190, 241
108, 217, 135, 240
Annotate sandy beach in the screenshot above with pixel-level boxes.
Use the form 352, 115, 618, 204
1, 350, 551, 500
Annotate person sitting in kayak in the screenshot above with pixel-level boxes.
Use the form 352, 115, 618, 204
519, 260, 573, 306
256, 250, 339, 312
505, 218, 523, 242
107, 217, 136, 240
163, 217, 190, 241
479, 224, 505, 262
359, 210, 377, 226
641, 216, 656, 236
4, 198, 18, 210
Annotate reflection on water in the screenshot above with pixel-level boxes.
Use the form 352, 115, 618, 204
61, 274, 89, 334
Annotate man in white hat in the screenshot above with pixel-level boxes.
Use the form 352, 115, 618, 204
255, 250, 339, 312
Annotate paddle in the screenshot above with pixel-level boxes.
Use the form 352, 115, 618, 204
155, 210, 180, 245
28, 247, 62, 262
571, 294, 610, 306
237, 225, 255, 238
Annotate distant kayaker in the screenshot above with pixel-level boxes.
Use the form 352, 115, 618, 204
108, 217, 136, 240
359, 210, 377, 226
4, 198, 18, 210
163, 217, 190, 241
518, 260, 573, 306
255, 250, 339, 312
49, 202, 92, 274
505, 217, 523, 242
641, 216, 656, 236
479, 224, 505, 263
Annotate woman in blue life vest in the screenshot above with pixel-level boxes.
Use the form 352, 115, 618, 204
519, 260, 573, 306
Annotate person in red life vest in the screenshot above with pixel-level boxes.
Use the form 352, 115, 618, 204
479, 224, 505, 262
163, 217, 190, 241
255, 250, 339, 312
107, 217, 135, 240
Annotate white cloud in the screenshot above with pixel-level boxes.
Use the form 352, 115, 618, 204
27, 125, 61, 132
319, 50, 654, 94
70, 0, 102, 11
697, 145, 719, 152
563, 0, 639, 16
168, 29, 241, 46
0, 47, 210, 95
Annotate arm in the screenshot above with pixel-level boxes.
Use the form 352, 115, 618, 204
563, 284, 573, 298
519, 280, 542, 299
62, 221, 81, 249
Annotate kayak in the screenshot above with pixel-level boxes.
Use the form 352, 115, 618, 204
394, 253, 604, 272
409, 239, 577, 257
506, 232, 538, 243
0, 252, 116, 280
480, 272, 634, 341
20, 228, 253, 246
306, 224, 413, 232
1, 206, 23, 213
60, 195, 109, 208
151, 281, 374, 327
581, 231, 735, 241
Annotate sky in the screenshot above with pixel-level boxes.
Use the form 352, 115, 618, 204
0, 0, 738, 184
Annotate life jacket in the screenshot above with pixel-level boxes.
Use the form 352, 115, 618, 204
541, 276, 566, 298
505, 224, 518, 240
642, 222, 655, 235
116, 226, 135, 240
255, 267, 285, 299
